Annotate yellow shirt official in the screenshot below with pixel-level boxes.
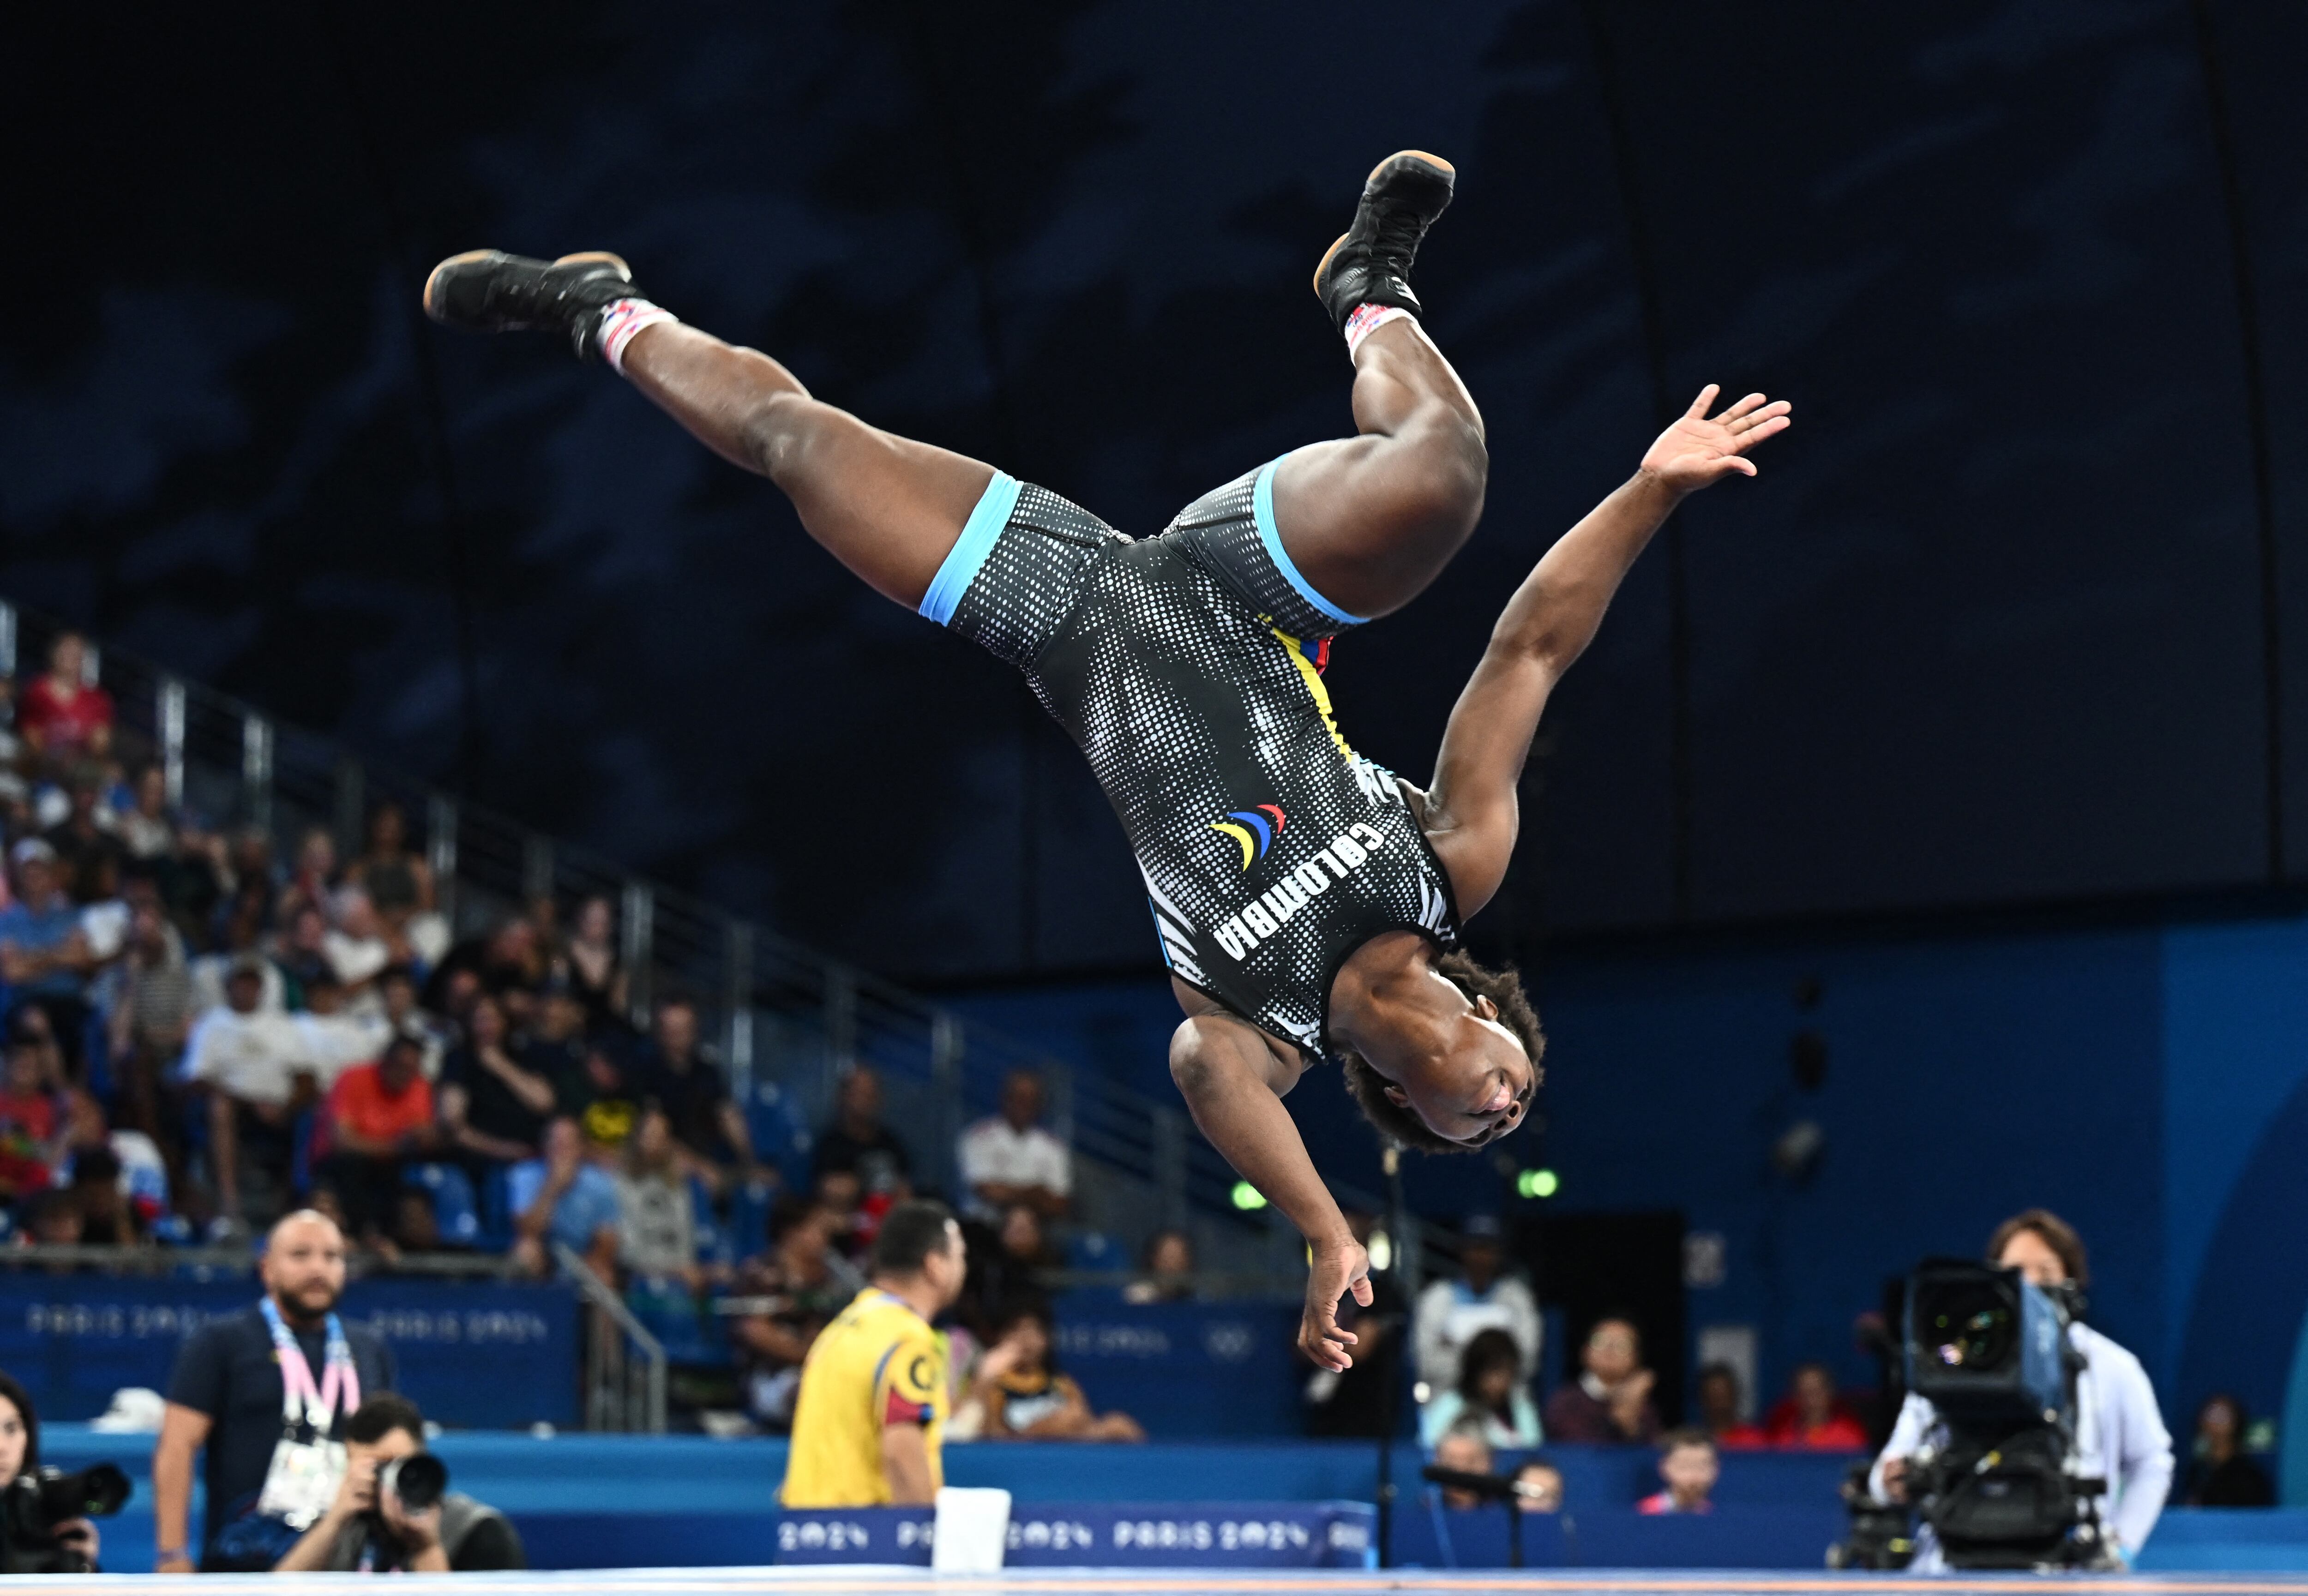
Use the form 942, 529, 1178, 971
780, 1288, 947, 1507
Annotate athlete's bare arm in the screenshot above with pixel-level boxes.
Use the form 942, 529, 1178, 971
1420, 385, 1791, 914
1166, 985, 1374, 1372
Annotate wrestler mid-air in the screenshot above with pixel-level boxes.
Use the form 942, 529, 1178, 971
424, 151, 1789, 1370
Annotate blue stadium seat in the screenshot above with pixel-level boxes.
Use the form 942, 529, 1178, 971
746, 1081, 814, 1192
625, 1278, 731, 1367
407, 1162, 481, 1248
689, 1176, 723, 1261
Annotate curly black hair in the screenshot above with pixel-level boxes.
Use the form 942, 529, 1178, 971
1336, 949, 1545, 1154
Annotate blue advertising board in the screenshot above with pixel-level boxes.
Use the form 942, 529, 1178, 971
0, 1274, 581, 1428
775, 1501, 1375, 1567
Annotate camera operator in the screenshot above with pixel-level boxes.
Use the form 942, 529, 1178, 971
1870, 1209, 2173, 1568
274, 1396, 522, 1572
0, 1373, 98, 1572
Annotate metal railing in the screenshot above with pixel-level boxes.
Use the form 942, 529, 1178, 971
1, 598, 1455, 1287
556, 1243, 668, 1434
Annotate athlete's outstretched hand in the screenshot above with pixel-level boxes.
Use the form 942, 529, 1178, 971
1641, 384, 1792, 495
1302, 1236, 1375, 1373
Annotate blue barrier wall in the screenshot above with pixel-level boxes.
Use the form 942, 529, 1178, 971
0, 1276, 581, 1429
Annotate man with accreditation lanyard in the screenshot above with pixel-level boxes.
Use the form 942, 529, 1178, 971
154, 1211, 397, 1571
781, 1201, 969, 1507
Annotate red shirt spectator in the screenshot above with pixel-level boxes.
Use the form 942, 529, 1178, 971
1763, 1362, 1871, 1449
16, 633, 114, 761
322, 1055, 436, 1154
0, 1039, 58, 1200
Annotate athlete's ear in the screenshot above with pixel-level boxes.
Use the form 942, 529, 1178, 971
1382, 1084, 1411, 1109
1473, 995, 1499, 1020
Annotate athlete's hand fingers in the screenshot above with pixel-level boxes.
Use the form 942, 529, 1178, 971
1711, 391, 1768, 427
1353, 1277, 1375, 1308
1683, 383, 1721, 420
1730, 414, 1791, 452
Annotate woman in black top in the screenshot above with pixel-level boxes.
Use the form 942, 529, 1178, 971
2182, 1393, 2274, 1507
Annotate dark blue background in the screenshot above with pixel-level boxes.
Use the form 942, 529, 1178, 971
8, 2, 2307, 981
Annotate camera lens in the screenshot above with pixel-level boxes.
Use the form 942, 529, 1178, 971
1923, 1284, 2014, 1370
380, 1454, 448, 1515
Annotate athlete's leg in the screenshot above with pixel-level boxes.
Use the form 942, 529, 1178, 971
423, 251, 991, 610
1268, 315, 1486, 621
1267, 151, 1490, 622
615, 322, 992, 609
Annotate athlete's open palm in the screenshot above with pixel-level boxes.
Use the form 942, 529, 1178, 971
1641, 384, 1792, 494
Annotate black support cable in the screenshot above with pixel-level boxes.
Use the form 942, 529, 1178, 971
2186, 0, 2286, 881
1576, 0, 1692, 918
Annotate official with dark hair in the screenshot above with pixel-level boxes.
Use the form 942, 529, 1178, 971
781, 1200, 968, 1507
273, 1395, 523, 1572
1869, 1208, 2173, 1568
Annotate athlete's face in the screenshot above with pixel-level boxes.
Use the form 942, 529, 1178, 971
1384, 995, 1537, 1147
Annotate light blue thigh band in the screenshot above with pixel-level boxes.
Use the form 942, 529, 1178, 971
1253, 455, 1369, 629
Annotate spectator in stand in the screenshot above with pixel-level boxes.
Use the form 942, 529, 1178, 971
316, 1037, 438, 1254
508, 1115, 620, 1280
814, 1169, 868, 1260
557, 895, 628, 1034
15, 632, 114, 768
186, 957, 380, 1231
1639, 1429, 1719, 1514
45, 773, 126, 906
1763, 1361, 1869, 1449
345, 803, 434, 937
1513, 1460, 1564, 1514
106, 899, 196, 1145
0, 1034, 60, 1208
518, 982, 590, 1110
1694, 1361, 1768, 1448
731, 1200, 856, 1433
426, 918, 539, 1012
1420, 1326, 1542, 1449
811, 1067, 912, 1200
1544, 1316, 1661, 1444
998, 1204, 1058, 1280
1430, 1424, 1495, 1512
19, 1187, 85, 1251
1305, 1209, 1406, 1440
322, 889, 395, 997
613, 1107, 703, 1293
957, 1070, 1070, 1221
1123, 1228, 1196, 1304
226, 827, 282, 924
635, 995, 755, 1189
0, 839, 95, 1073
1412, 1214, 1539, 1397
271, 904, 334, 1002
117, 766, 176, 861
372, 967, 444, 1079
438, 995, 551, 1175
59, 1087, 168, 1239
969, 1299, 1144, 1442
2182, 1394, 2274, 1507
278, 829, 338, 928
66, 1145, 138, 1246
157, 812, 229, 937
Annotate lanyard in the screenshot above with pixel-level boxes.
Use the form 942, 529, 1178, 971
259, 1298, 360, 1434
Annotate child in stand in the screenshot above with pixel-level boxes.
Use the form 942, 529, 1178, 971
1639, 1428, 1720, 1514
966, 1300, 1144, 1442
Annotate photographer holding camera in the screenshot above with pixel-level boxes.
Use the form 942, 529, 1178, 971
0, 1372, 127, 1574
1870, 1209, 2173, 1569
273, 1396, 522, 1572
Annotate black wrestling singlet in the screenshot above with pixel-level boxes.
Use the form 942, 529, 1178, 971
926, 462, 1461, 1056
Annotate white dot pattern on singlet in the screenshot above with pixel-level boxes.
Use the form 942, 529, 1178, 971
945, 477, 1461, 1055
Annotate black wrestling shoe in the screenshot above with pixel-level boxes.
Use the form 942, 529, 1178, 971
1312, 151, 1455, 333
422, 250, 642, 361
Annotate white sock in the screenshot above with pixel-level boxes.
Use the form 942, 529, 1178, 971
598, 298, 680, 373
1343, 302, 1412, 357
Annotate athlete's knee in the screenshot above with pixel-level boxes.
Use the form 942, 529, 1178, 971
1403, 414, 1488, 535
738, 390, 829, 485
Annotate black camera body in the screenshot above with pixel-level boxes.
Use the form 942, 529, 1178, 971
1904, 1259, 2103, 1570
0, 1464, 132, 1574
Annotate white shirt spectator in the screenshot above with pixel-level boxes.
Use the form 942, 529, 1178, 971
956, 1116, 1071, 1217
1413, 1273, 1543, 1392
1870, 1320, 2173, 1565
187, 951, 286, 1017
182, 1008, 385, 1105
